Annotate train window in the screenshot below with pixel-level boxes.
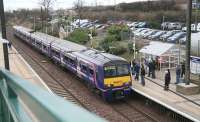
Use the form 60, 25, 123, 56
63, 56, 77, 67
43, 45, 48, 51
89, 68, 94, 76
117, 65, 129, 76
104, 66, 117, 78
81, 65, 87, 73
70, 59, 77, 67
52, 50, 60, 58
36, 41, 42, 48
63, 56, 69, 62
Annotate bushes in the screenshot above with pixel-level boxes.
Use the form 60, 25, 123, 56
98, 24, 129, 55
67, 28, 89, 44
107, 24, 129, 41
109, 45, 127, 55
128, 42, 134, 53
148, 21, 161, 29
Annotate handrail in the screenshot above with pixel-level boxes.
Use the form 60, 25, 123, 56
0, 68, 106, 122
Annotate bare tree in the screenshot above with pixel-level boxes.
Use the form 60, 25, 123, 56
74, 0, 85, 27
39, 0, 56, 32
39, 0, 56, 19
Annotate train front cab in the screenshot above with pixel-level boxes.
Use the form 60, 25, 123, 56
102, 62, 132, 101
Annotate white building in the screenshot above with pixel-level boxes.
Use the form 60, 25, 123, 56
139, 42, 180, 70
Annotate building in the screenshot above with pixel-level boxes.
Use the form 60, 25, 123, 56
139, 42, 180, 70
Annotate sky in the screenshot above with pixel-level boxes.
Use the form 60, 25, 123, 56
4, 0, 147, 11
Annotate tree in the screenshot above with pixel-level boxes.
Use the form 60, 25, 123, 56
39, 0, 56, 32
39, 0, 56, 19
74, 0, 85, 27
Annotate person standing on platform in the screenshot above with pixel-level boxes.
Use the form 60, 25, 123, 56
8, 41, 12, 50
164, 69, 171, 91
175, 65, 181, 84
148, 60, 152, 77
152, 59, 156, 79
131, 59, 136, 75
181, 62, 185, 78
134, 63, 140, 81
140, 64, 146, 86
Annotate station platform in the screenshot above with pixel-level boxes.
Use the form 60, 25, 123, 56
132, 76, 200, 122
0, 42, 52, 93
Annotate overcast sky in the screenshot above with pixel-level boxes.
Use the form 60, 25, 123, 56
4, 0, 147, 10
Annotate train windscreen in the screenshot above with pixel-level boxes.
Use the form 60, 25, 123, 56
104, 65, 130, 78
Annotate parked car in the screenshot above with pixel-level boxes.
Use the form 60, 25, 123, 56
148, 31, 166, 40
142, 30, 157, 39
127, 22, 138, 28
133, 28, 146, 33
161, 22, 170, 30
168, 22, 182, 30
137, 22, 148, 28
134, 29, 149, 37
159, 30, 180, 41
179, 36, 186, 44
95, 24, 103, 29
167, 32, 186, 43
182, 24, 200, 32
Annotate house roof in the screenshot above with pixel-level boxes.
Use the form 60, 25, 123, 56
139, 41, 175, 56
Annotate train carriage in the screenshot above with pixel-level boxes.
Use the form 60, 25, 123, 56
13, 25, 132, 101
51, 40, 87, 65
13, 26, 32, 42
31, 32, 56, 56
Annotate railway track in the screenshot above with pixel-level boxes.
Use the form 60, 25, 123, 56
7, 27, 178, 122
111, 101, 156, 122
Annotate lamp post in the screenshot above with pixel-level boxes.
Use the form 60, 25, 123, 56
0, 0, 10, 70
195, 0, 199, 32
185, 0, 192, 85
162, 16, 165, 31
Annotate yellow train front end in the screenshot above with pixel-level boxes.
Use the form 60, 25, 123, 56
103, 65, 132, 101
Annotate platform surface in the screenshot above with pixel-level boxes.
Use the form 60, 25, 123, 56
132, 77, 200, 122
0, 43, 52, 93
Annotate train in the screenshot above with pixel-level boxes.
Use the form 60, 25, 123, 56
13, 26, 132, 101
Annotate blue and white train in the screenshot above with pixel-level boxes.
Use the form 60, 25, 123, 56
13, 26, 132, 101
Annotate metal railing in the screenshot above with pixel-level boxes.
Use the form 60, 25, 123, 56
0, 68, 106, 122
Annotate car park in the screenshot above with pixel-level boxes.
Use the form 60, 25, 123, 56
167, 32, 186, 43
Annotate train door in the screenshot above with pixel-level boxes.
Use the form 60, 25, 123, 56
88, 65, 96, 86
62, 53, 77, 73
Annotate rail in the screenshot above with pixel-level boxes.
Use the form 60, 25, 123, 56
0, 68, 106, 122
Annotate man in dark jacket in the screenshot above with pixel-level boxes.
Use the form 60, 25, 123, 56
181, 62, 185, 78
140, 64, 145, 86
148, 60, 152, 77
134, 63, 140, 81
164, 69, 171, 91
152, 60, 156, 79
175, 65, 181, 84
